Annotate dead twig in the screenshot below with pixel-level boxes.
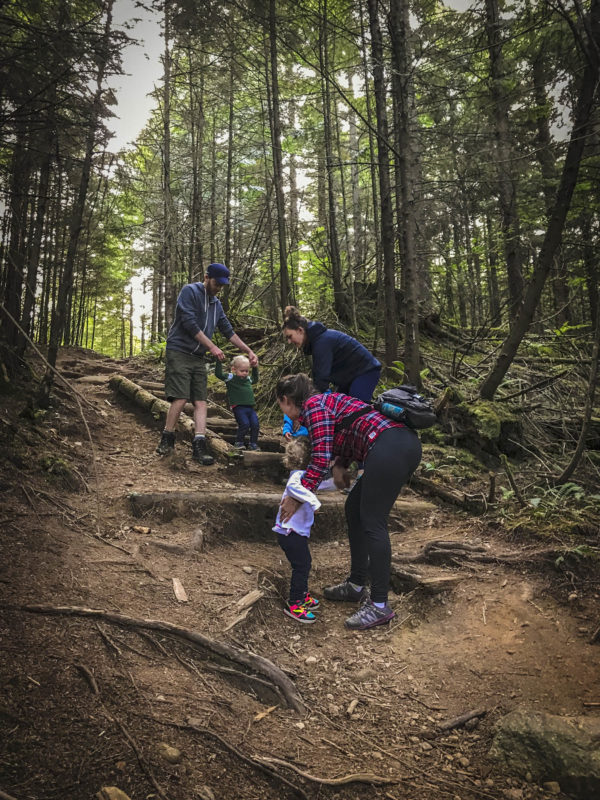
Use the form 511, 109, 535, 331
254, 755, 399, 786
423, 707, 488, 739
186, 719, 308, 800
74, 663, 99, 695
500, 456, 528, 507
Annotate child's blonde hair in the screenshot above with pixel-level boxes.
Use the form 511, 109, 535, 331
231, 355, 250, 370
284, 435, 311, 470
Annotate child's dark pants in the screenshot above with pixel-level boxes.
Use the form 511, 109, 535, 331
278, 531, 311, 605
233, 405, 259, 445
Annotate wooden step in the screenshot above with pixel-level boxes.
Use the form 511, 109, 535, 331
128, 489, 436, 541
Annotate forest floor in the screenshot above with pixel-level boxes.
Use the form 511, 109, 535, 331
1, 347, 599, 800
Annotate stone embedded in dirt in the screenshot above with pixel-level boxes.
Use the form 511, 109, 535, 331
421, 742, 433, 751
503, 789, 523, 800
96, 789, 131, 800
197, 788, 215, 800
242, 566, 253, 574
157, 742, 183, 764
489, 709, 600, 798
542, 781, 561, 795
305, 655, 318, 665
464, 718, 480, 730
458, 756, 471, 768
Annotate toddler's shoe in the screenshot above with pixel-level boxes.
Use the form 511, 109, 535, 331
302, 593, 319, 610
345, 599, 395, 630
248, 443, 261, 451
284, 602, 317, 623
233, 441, 245, 450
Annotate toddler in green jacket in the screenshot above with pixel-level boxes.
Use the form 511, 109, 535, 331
214, 355, 260, 450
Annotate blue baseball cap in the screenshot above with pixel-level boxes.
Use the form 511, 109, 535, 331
206, 262, 230, 285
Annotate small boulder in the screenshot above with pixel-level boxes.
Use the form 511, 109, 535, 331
96, 789, 131, 800
157, 742, 183, 764
489, 709, 600, 799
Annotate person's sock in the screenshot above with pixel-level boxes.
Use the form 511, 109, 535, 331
373, 601, 387, 609
349, 581, 363, 591
194, 434, 205, 441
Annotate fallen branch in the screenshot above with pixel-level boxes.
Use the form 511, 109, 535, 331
501, 455, 527, 508
410, 475, 487, 514
423, 707, 488, 738
254, 755, 399, 786
0, 790, 19, 800
1, 604, 305, 713
186, 719, 308, 800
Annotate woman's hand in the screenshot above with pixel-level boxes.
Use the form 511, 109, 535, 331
332, 462, 351, 490
279, 495, 302, 523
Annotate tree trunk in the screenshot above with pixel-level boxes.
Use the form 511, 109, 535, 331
484, 0, 524, 320
479, 0, 600, 399
389, 0, 420, 385
162, 0, 175, 330
268, 0, 290, 311
38, 0, 115, 405
319, 0, 347, 322
367, 0, 397, 367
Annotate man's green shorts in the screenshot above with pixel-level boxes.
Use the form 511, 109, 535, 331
164, 348, 209, 402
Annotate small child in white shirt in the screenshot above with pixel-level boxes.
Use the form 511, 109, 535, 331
273, 437, 323, 623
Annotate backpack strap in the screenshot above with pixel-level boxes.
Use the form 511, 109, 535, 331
336, 405, 374, 432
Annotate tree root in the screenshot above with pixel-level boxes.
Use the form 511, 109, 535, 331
253, 755, 400, 786
0, 603, 306, 713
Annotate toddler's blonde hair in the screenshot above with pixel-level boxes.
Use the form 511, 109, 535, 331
284, 435, 311, 470
231, 355, 250, 370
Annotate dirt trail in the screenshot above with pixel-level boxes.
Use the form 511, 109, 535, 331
1, 350, 599, 800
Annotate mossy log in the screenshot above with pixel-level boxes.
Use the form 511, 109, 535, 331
109, 375, 231, 460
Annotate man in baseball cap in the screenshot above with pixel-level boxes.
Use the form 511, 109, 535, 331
206, 262, 230, 284
156, 262, 257, 465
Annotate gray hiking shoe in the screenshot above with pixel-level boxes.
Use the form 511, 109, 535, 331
192, 437, 214, 466
323, 579, 369, 603
345, 599, 395, 630
156, 430, 175, 455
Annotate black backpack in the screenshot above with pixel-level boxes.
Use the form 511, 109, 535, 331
373, 385, 437, 429
337, 384, 437, 432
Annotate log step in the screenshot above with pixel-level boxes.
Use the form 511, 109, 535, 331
128, 489, 436, 542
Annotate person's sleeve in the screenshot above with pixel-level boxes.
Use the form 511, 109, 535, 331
177, 285, 204, 338
214, 360, 226, 381
251, 366, 259, 384
311, 339, 333, 392
286, 471, 321, 510
282, 415, 293, 435
301, 404, 334, 492
216, 305, 235, 340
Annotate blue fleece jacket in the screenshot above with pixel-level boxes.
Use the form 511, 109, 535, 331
166, 282, 234, 356
303, 321, 381, 393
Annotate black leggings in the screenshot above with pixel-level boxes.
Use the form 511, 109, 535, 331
278, 532, 312, 605
344, 426, 422, 603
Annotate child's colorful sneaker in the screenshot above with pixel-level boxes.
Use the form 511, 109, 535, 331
284, 602, 317, 623
302, 593, 320, 610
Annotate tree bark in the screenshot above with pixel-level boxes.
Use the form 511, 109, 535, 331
479, 0, 600, 399
367, 0, 397, 367
389, 0, 421, 385
484, 0, 524, 320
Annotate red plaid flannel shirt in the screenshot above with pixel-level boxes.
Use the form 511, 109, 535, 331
299, 392, 405, 492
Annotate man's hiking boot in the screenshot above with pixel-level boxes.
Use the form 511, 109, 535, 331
192, 437, 214, 466
248, 443, 260, 451
323, 579, 369, 603
156, 430, 176, 455
345, 599, 395, 630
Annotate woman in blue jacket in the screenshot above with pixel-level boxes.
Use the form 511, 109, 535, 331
282, 306, 381, 403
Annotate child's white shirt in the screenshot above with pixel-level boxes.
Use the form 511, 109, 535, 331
273, 470, 321, 538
